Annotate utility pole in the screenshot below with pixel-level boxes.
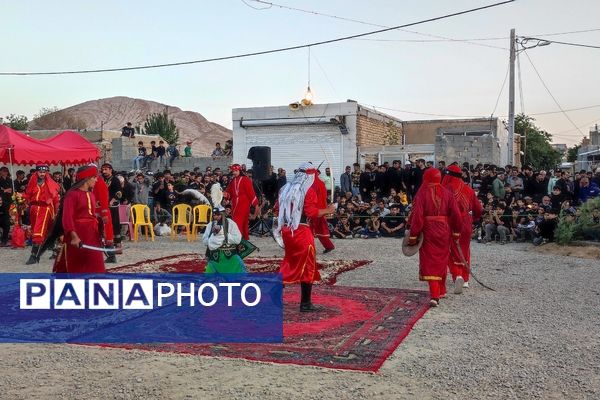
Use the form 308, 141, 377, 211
508, 28, 516, 166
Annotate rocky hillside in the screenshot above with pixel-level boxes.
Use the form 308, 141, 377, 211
30, 96, 231, 156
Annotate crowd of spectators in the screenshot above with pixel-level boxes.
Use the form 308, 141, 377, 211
0, 156, 598, 246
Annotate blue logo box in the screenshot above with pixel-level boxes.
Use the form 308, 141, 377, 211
0, 273, 283, 343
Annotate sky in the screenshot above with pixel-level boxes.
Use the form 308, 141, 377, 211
1, 0, 599, 146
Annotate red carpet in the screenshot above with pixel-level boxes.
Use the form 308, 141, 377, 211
109, 254, 371, 285
102, 256, 430, 372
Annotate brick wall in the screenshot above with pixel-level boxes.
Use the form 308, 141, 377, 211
356, 115, 403, 147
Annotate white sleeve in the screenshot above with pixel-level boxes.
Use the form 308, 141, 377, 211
203, 222, 225, 250
226, 218, 243, 245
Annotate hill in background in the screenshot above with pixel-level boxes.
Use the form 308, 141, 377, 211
30, 96, 232, 156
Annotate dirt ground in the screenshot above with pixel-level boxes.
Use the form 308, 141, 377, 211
533, 242, 600, 260
0, 237, 598, 399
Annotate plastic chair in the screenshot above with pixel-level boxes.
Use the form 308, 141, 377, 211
171, 204, 192, 241
118, 204, 133, 240
191, 204, 212, 240
130, 204, 155, 241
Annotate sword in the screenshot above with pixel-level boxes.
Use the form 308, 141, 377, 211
79, 243, 118, 252
452, 239, 496, 291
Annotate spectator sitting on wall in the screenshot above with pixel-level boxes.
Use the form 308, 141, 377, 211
167, 143, 179, 167
211, 142, 225, 157
121, 122, 135, 138
183, 141, 193, 157
133, 141, 147, 171
223, 139, 233, 156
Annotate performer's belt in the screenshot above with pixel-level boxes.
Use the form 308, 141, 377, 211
207, 245, 238, 262
425, 216, 448, 222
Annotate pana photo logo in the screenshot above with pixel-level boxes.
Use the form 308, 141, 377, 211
20, 278, 262, 310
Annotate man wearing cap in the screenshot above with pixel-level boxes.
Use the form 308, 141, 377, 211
225, 164, 258, 240
101, 163, 123, 258
406, 168, 462, 307
53, 165, 105, 273
23, 165, 61, 264
275, 162, 336, 312
202, 206, 246, 274
442, 164, 483, 293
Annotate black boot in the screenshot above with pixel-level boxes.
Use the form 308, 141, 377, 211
25, 245, 40, 265
300, 282, 321, 312
105, 247, 117, 263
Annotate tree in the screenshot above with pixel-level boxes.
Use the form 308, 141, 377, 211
3, 114, 29, 130
515, 113, 561, 170
30, 106, 87, 130
143, 111, 179, 145
566, 144, 580, 163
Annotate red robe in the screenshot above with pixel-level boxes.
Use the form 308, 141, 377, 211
225, 175, 258, 240
408, 174, 462, 298
309, 175, 334, 250
92, 176, 114, 244
279, 188, 321, 284
442, 175, 483, 282
24, 173, 60, 245
53, 189, 105, 273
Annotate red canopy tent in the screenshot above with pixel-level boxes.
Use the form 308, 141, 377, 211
40, 130, 100, 165
0, 126, 100, 165
0, 125, 100, 192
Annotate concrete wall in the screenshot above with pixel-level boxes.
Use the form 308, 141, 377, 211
110, 136, 231, 173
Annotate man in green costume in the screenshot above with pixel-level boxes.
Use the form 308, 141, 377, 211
203, 206, 247, 273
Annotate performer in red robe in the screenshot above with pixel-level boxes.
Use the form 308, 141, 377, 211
309, 171, 335, 253
407, 168, 462, 307
53, 165, 105, 273
93, 175, 116, 263
23, 164, 60, 264
225, 164, 258, 240
442, 164, 483, 293
275, 162, 336, 312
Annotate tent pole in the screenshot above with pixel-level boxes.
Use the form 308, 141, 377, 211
8, 146, 16, 196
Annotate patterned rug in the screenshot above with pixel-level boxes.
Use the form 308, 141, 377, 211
100, 285, 430, 372
102, 255, 430, 372
109, 254, 371, 285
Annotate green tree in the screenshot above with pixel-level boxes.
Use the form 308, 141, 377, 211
143, 111, 179, 145
3, 114, 29, 130
515, 113, 561, 169
566, 144, 580, 163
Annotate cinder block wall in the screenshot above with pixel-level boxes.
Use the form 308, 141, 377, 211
110, 137, 231, 173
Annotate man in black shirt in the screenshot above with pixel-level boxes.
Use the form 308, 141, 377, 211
380, 204, 405, 238
101, 163, 124, 257
121, 122, 135, 138
14, 170, 28, 193
0, 167, 13, 213
157, 140, 166, 170
62, 168, 75, 192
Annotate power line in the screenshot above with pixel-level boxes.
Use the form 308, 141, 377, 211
522, 50, 585, 137
529, 104, 600, 116
0, 0, 515, 76
491, 59, 510, 116
247, 0, 508, 50
364, 105, 483, 119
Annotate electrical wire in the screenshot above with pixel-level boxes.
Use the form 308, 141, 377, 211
517, 51, 525, 114
0, 0, 515, 76
522, 50, 585, 137
363, 105, 483, 119
310, 50, 339, 97
246, 0, 508, 50
491, 59, 510, 116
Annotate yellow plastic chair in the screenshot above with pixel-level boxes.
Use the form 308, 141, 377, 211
191, 204, 212, 240
130, 204, 155, 241
171, 204, 192, 241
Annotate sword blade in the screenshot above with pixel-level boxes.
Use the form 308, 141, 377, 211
80, 243, 117, 252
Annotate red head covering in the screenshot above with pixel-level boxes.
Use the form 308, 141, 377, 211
442, 164, 464, 193
422, 167, 442, 211
230, 164, 241, 172
76, 165, 98, 182
447, 164, 462, 176
423, 167, 441, 185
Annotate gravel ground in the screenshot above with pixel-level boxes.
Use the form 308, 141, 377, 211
0, 237, 598, 400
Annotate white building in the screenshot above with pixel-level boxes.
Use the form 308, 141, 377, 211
232, 101, 402, 179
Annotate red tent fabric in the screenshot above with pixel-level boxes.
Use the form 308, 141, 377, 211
0, 126, 99, 165
41, 130, 100, 165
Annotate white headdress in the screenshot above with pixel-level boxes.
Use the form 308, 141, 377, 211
276, 162, 316, 233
